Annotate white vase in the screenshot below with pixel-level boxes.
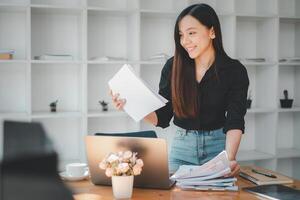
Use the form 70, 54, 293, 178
111, 175, 134, 199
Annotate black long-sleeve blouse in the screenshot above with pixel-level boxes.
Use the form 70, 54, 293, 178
155, 54, 249, 133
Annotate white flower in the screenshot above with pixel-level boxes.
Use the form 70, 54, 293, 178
99, 161, 107, 170
99, 151, 143, 177
118, 163, 130, 173
107, 153, 119, 163
133, 165, 142, 175
136, 159, 144, 167
123, 151, 133, 160
105, 168, 114, 177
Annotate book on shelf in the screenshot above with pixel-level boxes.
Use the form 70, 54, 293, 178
0, 53, 13, 60
240, 166, 293, 185
170, 151, 238, 191
108, 64, 168, 122
0, 49, 15, 60
34, 54, 73, 61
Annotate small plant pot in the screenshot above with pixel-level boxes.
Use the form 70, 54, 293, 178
50, 106, 57, 112
102, 106, 108, 112
280, 99, 293, 108
246, 99, 252, 109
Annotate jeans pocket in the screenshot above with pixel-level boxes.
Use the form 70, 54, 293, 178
173, 130, 186, 140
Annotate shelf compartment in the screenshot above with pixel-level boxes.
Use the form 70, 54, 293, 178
240, 113, 277, 160
0, 63, 27, 113
278, 0, 300, 18
235, 0, 277, 16
87, 10, 139, 62
32, 117, 82, 161
87, 64, 125, 112
278, 66, 300, 108
31, 63, 82, 113
279, 18, 300, 59
236, 17, 278, 62
245, 65, 277, 109
219, 15, 235, 58
31, 7, 83, 61
277, 112, 300, 158
0, 6, 28, 60
31, 0, 82, 8
140, 12, 175, 61
140, 0, 171, 11
87, 0, 138, 11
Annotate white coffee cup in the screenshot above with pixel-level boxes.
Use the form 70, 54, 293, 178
66, 163, 88, 177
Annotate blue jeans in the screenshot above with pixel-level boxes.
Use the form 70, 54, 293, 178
169, 127, 226, 174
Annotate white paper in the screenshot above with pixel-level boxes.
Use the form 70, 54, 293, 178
171, 150, 230, 179
108, 64, 168, 121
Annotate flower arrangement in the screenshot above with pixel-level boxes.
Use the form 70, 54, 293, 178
99, 150, 143, 177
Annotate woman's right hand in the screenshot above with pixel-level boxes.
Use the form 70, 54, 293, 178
109, 90, 126, 110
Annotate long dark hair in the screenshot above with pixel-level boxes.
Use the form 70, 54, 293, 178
172, 3, 228, 118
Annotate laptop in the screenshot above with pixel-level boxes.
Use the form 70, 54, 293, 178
85, 135, 175, 189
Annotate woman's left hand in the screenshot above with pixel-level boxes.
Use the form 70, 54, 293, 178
225, 160, 240, 177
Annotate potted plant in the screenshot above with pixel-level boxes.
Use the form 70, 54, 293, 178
99, 100, 108, 111
49, 100, 58, 112
99, 151, 143, 199
280, 90, 293, 108
246, 90, 252, 109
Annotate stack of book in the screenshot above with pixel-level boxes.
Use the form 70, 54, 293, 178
170, 151, 238, 191
34, 54, 73, 60
0, 49, 15, 60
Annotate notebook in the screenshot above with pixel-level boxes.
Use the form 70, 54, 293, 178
243, 184, 300, 200
240, 166, 293, 185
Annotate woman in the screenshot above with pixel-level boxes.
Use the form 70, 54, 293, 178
111, 4, 249, 176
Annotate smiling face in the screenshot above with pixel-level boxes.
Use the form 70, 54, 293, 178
179, 15, 215, 60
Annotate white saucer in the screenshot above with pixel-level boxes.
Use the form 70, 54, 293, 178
59, 170, 89, 181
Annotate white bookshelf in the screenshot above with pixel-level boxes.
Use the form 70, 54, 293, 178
0, 0, 300, 179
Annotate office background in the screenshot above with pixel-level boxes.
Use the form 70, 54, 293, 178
0, 0, 300, 180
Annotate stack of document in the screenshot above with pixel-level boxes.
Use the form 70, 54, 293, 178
108, 64, 168, 121
34, 54, 73, 60
89, 56, 127, 61
279, 57, 300, 63
171, 151, 238, 191
147, 53, 171, 61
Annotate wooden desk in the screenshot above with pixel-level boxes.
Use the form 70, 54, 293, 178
67, 177, 300, 200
